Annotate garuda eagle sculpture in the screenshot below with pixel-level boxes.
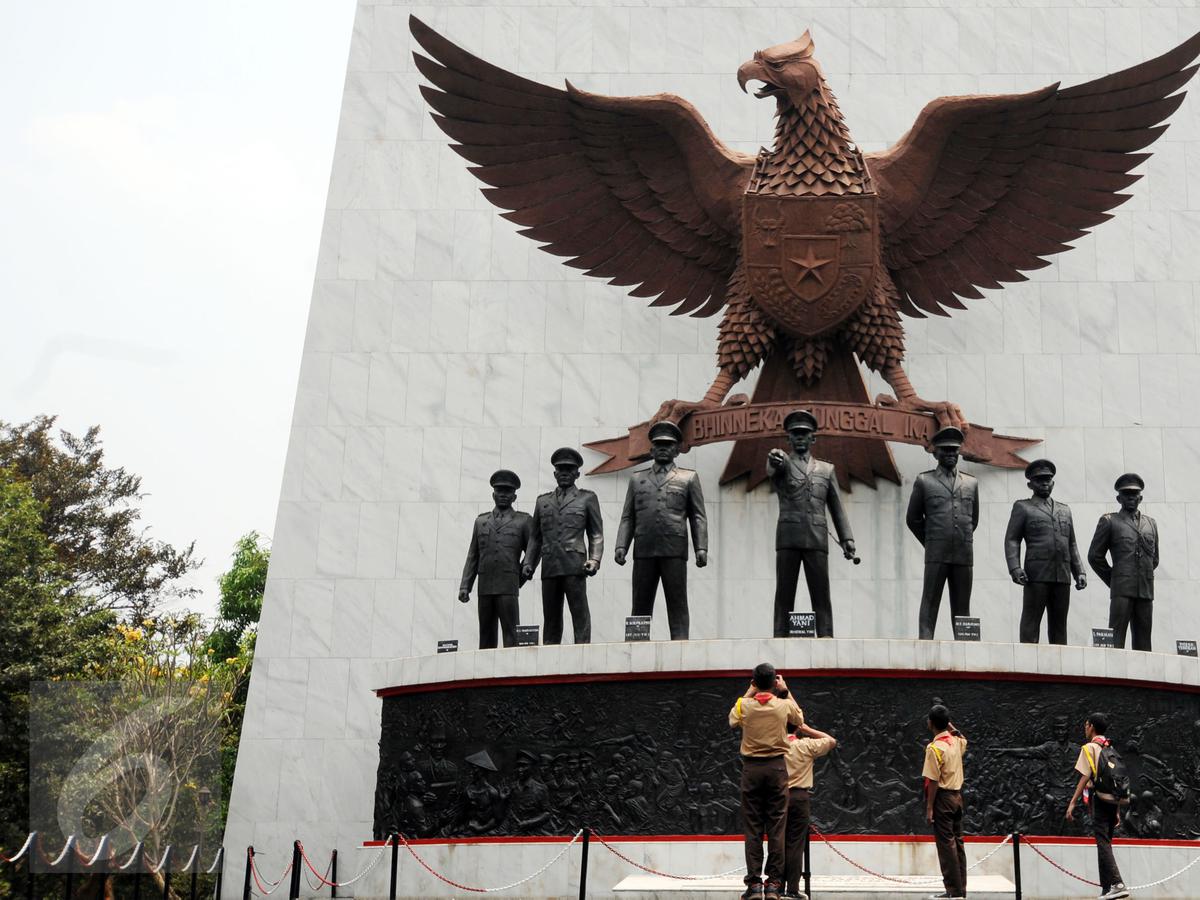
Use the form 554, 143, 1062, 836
410, 16, 1199, 481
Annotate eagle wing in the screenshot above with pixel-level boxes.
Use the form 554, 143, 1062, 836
410, 16, 755, 317
866, 32, 1200, 318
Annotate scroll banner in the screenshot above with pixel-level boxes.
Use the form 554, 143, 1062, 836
585, 401, 1038, 475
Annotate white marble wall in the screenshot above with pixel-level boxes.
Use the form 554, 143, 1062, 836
226, 1, 1200, 896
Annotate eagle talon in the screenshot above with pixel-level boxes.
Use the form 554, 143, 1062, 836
652, 398, 719, 424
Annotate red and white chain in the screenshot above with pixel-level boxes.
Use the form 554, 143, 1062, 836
397, 830, 582, 893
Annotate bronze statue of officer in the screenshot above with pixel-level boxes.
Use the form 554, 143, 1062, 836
523, 447, 603, 645
614, 421, 708, 640
907, 426, 979, 639
768, 409, 856, 638
1088, 473, 1159, 651
459, 469, 533, 649
1004, 459, 1086, 644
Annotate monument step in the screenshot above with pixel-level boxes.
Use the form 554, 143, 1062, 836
612, 873, 1016, 897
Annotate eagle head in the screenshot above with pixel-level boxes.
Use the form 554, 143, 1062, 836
737, 32, 823, 107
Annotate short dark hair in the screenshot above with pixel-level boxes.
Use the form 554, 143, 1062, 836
753, 662, 777, 690
928, 705, 950, 731
1087, 712, 1108, 735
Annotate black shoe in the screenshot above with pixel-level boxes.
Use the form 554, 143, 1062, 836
741, 884, 765, 900
763, 882, 783, 900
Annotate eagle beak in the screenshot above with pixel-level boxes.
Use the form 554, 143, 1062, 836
737, 59, 766, 94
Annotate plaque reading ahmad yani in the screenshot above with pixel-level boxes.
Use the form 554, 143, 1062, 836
411, 17, 1199, 488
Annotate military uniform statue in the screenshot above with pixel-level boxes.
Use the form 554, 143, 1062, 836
907, 427, 979, 639
1088, 473, 1159, 651
1004, 459, 1086, 644
768, 409, 856, 638
614, 421, 708, 640
523, 447, 604, 645
459, 470, 533, 649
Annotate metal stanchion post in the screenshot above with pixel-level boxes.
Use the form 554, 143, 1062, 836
26, 834, 38, 900
330, 849, 338, 898
214, 847, 225, 900
577, 828, 590, 900
1012, 832, 1022, 900
803, 828, 812, 899
289, 842, 302, 900
242, 847, 253, 900
388, 834, 399, 900
132, 844, 144, 900
162, 845, 174, 900
189, 846, 199, 900
63, 867, 73, 900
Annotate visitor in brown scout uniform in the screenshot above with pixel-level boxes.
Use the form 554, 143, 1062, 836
781, 722, 836, 900
921, 704, 968, 900
1066, 712, 1129, 900
729, 662, 804, 900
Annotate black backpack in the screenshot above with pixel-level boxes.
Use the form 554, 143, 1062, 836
1090, 742, 1131, 804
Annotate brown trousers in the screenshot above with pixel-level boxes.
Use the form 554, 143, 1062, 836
932, 788, 966, 897
1091, 796, 1125, 893
783, 787, 811, 894
740, 756, 789, 886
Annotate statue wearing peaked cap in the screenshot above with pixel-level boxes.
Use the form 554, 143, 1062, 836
907, 427, 979, 639
1004, 459, 1086, 644
767, 409, 856, 638
1088, 473, 1159, 651
523, 447, 604, 645
459, 470, 533, 649
614, 421, 708, 640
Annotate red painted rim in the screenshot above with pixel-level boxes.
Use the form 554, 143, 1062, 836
361, 833, 1200, 848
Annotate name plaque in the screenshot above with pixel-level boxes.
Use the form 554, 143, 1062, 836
625, 616, 652, 642
1178, 640, 1198, 658
788, 612, 816, 638
436, 640, 458, 654
515, 625, 540, 647
952, 617, 981, 642
1092, 628, 1115, 648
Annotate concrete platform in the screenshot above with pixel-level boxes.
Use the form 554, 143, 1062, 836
612, 873, 1017, 897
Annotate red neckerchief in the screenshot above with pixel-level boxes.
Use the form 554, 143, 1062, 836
753, 692, 775, 705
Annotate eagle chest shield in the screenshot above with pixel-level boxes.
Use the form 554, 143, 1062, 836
742, 194, 879, 338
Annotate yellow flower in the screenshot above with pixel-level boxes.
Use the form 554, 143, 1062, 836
206, 648, 214, 655
225, 658, 238, 665
142, 618, 154, 627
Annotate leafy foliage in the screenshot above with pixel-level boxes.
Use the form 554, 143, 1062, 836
0, 468, 114, 850
0, 416, 200, 618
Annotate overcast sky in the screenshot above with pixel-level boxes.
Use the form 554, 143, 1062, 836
1, 1, 357, 616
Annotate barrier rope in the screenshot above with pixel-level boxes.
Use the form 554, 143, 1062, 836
588, 831, 744, 881
1022, 839, 1101, 887
297, 839, 389, 889
206, 848, 225, 875
396, 830, 582, 893
1127, 852, 1200, 890
808, 830, 1014, 885
302, 850, 332, 892
1022, 836, 1200, 891
248, 850, 292, 896
0, 834, 36, 865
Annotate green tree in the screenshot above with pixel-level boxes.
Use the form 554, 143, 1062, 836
0, 467, 113, 850
205, 532, 268, 820
205, 531, 269, 661
0, 416, 200, 618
